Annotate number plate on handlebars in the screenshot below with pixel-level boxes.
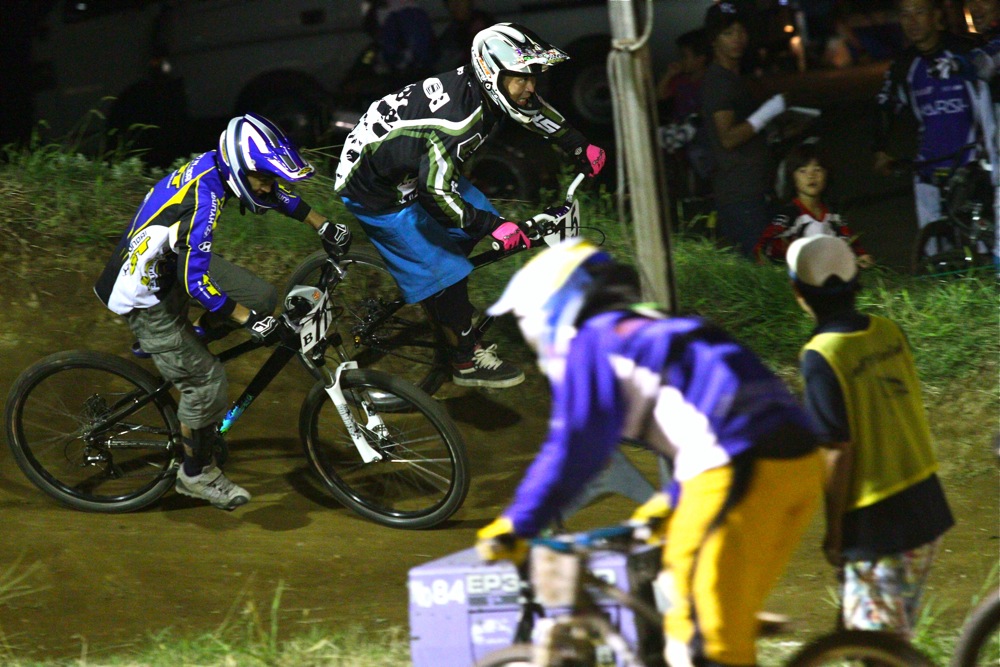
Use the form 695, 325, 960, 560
299, 290, 332, 354
542, 199, 580, 248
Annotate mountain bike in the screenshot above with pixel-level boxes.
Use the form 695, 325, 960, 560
473, 524, 938, 667
899, 145, 997, 277
282, 173, 596, 398
4, 260, 469, 529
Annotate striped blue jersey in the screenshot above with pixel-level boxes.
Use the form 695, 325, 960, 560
875, 36, 992, 178
94, 151, 309, 315
504, 312, 818, 537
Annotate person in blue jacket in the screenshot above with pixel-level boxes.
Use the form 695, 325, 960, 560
476, 239, 824, 667
95, 113, 351, 511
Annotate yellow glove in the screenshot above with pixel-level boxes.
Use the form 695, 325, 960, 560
629, 492, 672, 544
475, 517, 529, 565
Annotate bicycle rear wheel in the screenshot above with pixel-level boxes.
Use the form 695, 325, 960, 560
299, 369, 468, 529
951, 591, 1000, 667
4, 351, 180, 512
787, 630, 936, 667
285, 249, 450, 397
911, 220, 970, 276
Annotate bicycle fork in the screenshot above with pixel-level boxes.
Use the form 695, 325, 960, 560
320, 361, 385, 463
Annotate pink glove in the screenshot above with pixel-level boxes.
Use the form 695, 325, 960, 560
576, 144, 606, 177
490, 221, 531, 252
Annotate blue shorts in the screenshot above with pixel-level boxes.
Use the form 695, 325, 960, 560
342, 178, 499, 304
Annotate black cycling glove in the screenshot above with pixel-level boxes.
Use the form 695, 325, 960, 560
244, 310, 282, 346
318, 221, 352, 258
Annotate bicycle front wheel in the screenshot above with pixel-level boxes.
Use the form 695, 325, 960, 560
299, 369, 469, 529
474, 644, 535, 666
952, 591, 1000, 667
4, 351, 181, 512
285, 249, 450, 397
788, 630, 937, 667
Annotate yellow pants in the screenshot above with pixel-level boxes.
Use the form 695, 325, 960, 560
664, 451, 824, 666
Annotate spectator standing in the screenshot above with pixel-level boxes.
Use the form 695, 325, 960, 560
701, 1, 789, 257
755, 141, 874, 266
657, 28, 713, 199
788, 235, 954, 638
362, 0, 438, 82
872, 0, 992, 237
966, 0, 1000, 268
436, 0, 495, 71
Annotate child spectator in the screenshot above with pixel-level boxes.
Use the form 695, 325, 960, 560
755, 142, 874, 267
787, 235, 953, 638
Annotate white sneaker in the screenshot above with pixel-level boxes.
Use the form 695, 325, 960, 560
175, 464, 250, 510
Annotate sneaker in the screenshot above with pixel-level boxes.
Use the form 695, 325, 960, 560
175, 464, 250, 510
452, 343, 525, 388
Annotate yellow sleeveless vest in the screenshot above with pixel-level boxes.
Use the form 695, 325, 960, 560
803, 315, 937, 511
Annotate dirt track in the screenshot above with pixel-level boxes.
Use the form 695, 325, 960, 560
0, 62, 997, 661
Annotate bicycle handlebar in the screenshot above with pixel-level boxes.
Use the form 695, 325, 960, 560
530, 522, 647, 554
890, 142, 982, 174
488, 173, 588, 253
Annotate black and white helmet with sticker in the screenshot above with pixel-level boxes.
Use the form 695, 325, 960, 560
470, 23, 569, 125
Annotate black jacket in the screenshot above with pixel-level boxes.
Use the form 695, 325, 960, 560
334, 66, 588, 237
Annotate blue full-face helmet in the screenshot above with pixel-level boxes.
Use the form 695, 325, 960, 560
216, 113, 314, 214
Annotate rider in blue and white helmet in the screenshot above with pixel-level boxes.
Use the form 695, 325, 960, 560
95, 113, 351, 512
216, 112, 316, 214
478, 238, 826, 667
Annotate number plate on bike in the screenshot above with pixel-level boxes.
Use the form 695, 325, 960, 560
299, 290, 332, 354
543, 200, 580, 247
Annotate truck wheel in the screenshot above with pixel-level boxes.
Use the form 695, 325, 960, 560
551, 43, 612, 131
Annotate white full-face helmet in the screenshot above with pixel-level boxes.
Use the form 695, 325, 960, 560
488, 239, 610, 376
470, 23, 569, 124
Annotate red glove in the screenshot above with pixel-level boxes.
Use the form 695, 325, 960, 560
576, 144, 606, 177
490, 221, 531, 252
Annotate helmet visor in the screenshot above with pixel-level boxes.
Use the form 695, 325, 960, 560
483, 37, 568, 75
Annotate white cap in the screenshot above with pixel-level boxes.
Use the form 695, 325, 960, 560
786, 235, 857, 289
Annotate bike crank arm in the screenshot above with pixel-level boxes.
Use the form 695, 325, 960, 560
323, 361, 384, 463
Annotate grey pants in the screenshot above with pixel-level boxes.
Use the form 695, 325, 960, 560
125, 256, 277, 429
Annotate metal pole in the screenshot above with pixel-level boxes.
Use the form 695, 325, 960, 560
607, 0, 676, 313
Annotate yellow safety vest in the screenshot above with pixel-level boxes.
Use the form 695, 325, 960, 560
803, 315, 937, 511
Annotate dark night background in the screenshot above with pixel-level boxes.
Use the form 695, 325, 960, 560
0, 1, 54, 150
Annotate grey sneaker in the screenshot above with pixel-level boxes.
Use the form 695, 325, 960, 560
452, 343, 525, 388
175, 464, 250, 510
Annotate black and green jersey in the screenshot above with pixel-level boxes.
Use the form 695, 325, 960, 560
334, 66, 587, 236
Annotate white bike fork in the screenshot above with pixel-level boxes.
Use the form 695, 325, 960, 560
324, 361, 385, 463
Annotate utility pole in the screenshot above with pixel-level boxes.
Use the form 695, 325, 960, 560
607, 0, 676, 313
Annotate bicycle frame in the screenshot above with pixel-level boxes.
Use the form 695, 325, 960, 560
497, 525, 665, 667
92, 278, 365, 456
345, 172, 588, 348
